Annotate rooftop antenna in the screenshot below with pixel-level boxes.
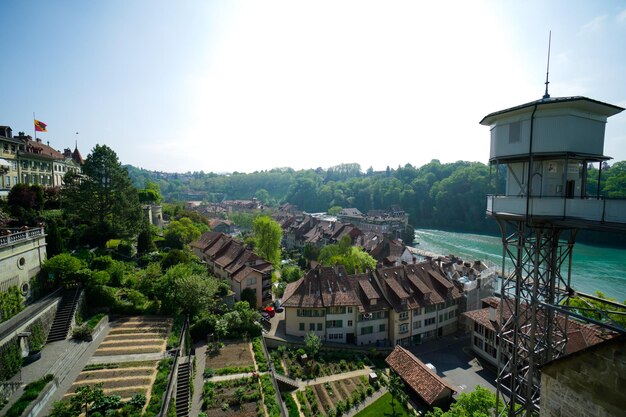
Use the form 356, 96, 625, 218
543, 31, 552, 99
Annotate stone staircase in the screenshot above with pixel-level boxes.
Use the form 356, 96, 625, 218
46, 287, 81, 343
175, 359, 191, 417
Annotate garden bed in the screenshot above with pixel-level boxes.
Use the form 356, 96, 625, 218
202, 376, 262, 417
269, 346, 371, 380
64, 360, 159, 401
296, 376, 379, 417
205, 340, 255, 374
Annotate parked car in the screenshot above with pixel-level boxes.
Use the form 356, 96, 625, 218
263, 305, 275, 318
274, 299, 283, 313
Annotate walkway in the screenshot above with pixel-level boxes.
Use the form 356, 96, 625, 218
300, 367, 374, 389
86, 351, 167, 364
1, 318, 113, 417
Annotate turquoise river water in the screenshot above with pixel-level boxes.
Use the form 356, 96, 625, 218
414, 229, 626, 301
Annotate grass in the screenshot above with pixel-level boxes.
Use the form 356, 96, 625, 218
5, 374, 54, 417
353, 392, 412, 417
87, 313, 105, 330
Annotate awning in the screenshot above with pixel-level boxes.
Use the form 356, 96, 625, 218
0, 158, 11, 167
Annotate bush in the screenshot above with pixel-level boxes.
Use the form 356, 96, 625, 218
283, 393, 299, 417
5, 374, 54, 417
144, 358, 173, 416
260, 374, 280, 417
252, 337, 268, 371
72, 323, 92, 341
0, 340, 23, 380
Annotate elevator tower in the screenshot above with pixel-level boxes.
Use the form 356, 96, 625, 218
480, 95, 625, 416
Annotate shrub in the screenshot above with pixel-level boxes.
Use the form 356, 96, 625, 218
72, 323, 92, 341
252, 337, 268, 371
0, 340, 23, 380
5, 374, 54, 417
144, 358, 173, 416
260, 374, 280, 417
283, 393, 299, 417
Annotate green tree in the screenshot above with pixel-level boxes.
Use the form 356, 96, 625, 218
43, 253, 86, 286
61, 145, 143, 247
71, 384, 105, 416
157, 263, 217, 316
318, 236, 376, 274
388, 371, 408, 412
164, 217, 201, 249
563, 291, 626, 328
603, 161, 626, 197
253, 216, 282, 266
426, 386, 502, 417
241, 287, 257, 309
304, 332, 321, 359
138, 180, 162, 203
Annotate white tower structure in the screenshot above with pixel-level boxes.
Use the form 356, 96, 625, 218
480, 95, 626, 416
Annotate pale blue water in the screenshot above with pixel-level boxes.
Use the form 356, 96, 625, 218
414, 229, 626, 302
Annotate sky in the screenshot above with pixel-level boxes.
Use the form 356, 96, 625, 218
1, 1, 625, 174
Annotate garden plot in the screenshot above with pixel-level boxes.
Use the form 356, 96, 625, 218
270, 347, 371, 380
205, 340, 255, 374
202, 376, 261, 417
64, 361, 158, 401
93, 316, 172, 357
296, 376, 379, 417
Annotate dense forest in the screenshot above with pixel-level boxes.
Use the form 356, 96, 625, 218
126, 160, 626, 246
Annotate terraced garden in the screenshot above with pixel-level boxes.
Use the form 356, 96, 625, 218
269, 347, 371, 380
63, 315, 173, 408
93, 316, 172, 357
295, 376, 379, 417
64, 361, 158, 401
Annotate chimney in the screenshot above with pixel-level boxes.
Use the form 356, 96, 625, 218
36, 138, 42, 143
47, 141, 50, 146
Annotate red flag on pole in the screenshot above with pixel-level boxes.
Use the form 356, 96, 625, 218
34, 119, 47, 132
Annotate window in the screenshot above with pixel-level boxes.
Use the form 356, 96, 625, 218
509, 121, 521, 143
246, 277, 257, 286
379, 324, 386, 332
328, 333, 344, 340
474, 336, 483, 349
12, 161, 17, 170
297, 309, 324, 317
361, 326, 373, 335
347, 320, 353, 327
299, 323, 305, 331
328, 306, 346, 314
13, 176, 17, 185
413, 308, 422, 316
413, 320, 421, 330
425, 317, 436, 326
5, 176, 9, 187
317, 323, 322, 331
309, 323, 315, 331
347, 307, 353, 313
399, 311, 408, 320
425, 305, 437, 313
399, 324, 408, 334
326, 320, 343, 328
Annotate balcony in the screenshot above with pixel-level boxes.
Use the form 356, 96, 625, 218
487, 195, 626, 227
0, 227, 45, 248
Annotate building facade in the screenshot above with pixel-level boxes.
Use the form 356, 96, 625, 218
0, 227, 47, 296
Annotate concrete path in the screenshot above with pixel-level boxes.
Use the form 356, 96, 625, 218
86, 351, 167, 364
208, 372, 262, 382
300, 367, 374, 389
189, 342, 206, 417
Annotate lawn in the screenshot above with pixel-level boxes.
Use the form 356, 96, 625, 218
354, 392, 413, 417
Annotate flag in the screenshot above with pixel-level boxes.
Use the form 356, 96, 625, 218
34, 119, 47, 132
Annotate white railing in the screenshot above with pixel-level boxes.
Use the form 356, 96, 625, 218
0, 227, 45, 247
486, 196, 626, 225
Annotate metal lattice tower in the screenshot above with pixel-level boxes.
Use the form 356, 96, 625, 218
480, 96, 625, 416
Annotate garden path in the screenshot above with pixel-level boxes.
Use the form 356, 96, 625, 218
300, 367, 374, 389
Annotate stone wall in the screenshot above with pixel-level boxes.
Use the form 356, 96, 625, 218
540, 336, 625, 417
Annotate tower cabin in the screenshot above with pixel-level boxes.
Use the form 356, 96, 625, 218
480, 96, 626, 228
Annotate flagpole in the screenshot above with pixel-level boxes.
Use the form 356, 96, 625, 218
33, 112, 37, 141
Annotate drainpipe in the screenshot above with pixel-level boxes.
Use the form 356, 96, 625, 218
525, 105, 539, 222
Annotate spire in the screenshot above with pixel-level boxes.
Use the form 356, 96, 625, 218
543, 31, 552, 100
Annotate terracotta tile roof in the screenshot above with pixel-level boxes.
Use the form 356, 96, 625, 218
463, 298, 617, 354
231, 265, 260, 283
282, 266, 361, 309
190, 231, 224, 250
386, 346, 455, 405
204, 235, 231, 258
358, 279, 379, 300
213, 240, 246, 268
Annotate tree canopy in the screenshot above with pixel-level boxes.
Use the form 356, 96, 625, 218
318, 235, 377, 274
426, 386, 502, 417
253, 215, 282, 266
62, 145, 143, 246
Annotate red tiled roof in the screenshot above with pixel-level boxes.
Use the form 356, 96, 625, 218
385, 346, 455, 405
190, 231, 224, 250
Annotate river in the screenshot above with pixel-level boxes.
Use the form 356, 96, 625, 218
414, 229, 626, 301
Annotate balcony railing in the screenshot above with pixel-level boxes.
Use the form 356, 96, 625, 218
486, 195, 626, 225
0, 227, 45, 248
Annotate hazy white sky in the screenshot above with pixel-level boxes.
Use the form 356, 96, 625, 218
1, 1, 625, 173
